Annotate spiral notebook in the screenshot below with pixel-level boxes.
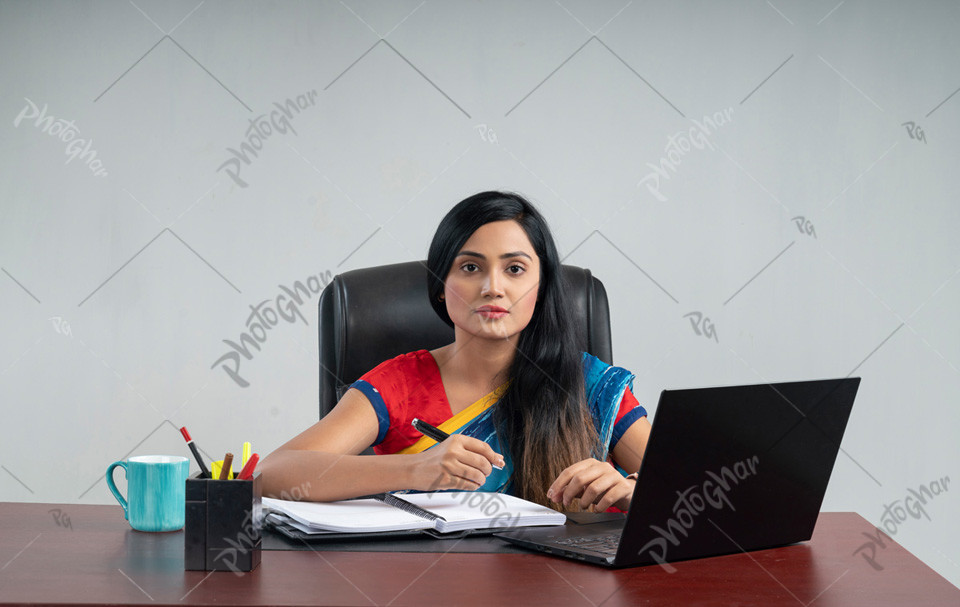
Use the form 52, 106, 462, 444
261, 491, 566, 539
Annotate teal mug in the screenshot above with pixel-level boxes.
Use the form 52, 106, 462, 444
107, 455, 189, 532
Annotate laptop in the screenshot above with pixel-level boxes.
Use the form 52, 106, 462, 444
495, 377, 860, 568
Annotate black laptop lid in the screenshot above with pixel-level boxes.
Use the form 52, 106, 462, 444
618, 377, 859, 568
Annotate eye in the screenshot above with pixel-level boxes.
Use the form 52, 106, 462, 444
460, 262, 480, 272
507, 264, 525, 275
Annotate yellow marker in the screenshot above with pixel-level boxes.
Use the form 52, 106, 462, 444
211, 459, 234, 480
241, 442, 252, 467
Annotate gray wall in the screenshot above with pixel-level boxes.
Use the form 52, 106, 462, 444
2, 0, 957, 588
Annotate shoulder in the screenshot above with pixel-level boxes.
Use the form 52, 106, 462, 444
580, 352, 634, 392
580, 351, 622, 377
580, 351, 605, 369
580, 351, 633, 373
353, 350, 436, 428
357, 350, 443, 453
360, 349, 435, 384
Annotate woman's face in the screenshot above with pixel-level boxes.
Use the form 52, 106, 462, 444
443, 220, 541, 344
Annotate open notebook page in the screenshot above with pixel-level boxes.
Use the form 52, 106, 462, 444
400, 492, 567, 533
262, 497, 433, 533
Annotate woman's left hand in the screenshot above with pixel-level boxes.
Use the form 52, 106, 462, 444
547, 459, 634, 512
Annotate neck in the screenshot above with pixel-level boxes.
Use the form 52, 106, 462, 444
441, 329, 518, 390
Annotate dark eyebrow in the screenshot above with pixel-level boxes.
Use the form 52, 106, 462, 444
456, 250, 533, 261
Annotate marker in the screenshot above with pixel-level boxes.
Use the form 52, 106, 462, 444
211, 459, 233, 480
241, 442, 252, 467
219, 453, 234, 480
237, 453, 259, 480
179, 426, 211, 478
411, 418, 503, 470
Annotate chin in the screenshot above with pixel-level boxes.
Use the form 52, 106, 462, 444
470, 325, 513, 340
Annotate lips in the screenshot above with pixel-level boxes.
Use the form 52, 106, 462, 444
476, 305, 509, 319
476, 306, 508, 313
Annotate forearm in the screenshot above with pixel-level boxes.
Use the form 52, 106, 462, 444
259, 449, 418, 502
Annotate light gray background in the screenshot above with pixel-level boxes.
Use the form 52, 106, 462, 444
2, 0, 958, 590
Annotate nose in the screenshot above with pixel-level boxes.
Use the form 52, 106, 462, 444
482, 271, 504, 298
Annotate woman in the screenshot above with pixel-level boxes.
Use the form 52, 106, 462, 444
261, 191, 651, 512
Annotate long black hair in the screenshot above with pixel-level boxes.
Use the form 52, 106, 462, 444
426, 191, 598, 509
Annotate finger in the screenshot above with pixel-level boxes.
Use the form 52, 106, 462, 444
549, 460, 600, 503
447, 460, 487, 488
559, 468, 607, 507
442, 442, 495, 477
561, 462, 617, 507
597, 478, 634, 510
579, 474, 620, 509
548, 474, 575, 503
458, 450, 494, 477
460, 437, 506, 468
595, 483, 632, 512
548, 460, 596, 501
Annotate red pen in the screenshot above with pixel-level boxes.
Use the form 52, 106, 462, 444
237, 453, 259, 480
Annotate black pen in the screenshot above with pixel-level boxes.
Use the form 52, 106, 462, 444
179, 426, 211, 478
411, 418, 503, 470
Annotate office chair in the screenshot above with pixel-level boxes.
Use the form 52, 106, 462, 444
317, 260, 613, 420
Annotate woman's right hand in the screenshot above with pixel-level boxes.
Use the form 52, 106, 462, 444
409, 434, 505, 491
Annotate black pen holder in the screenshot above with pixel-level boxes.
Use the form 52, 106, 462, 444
185, 471, 262, 572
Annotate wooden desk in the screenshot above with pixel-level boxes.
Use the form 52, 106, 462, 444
0, 503, 956, 606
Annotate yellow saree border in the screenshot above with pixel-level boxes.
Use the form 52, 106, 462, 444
398, 383, 508, 455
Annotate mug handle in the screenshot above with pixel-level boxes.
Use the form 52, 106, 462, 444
106, 461, 129, 520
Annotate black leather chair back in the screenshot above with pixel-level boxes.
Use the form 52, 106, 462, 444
318, 260, 612, 419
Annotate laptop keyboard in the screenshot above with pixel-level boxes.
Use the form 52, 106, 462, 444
553, 533, 620, 555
